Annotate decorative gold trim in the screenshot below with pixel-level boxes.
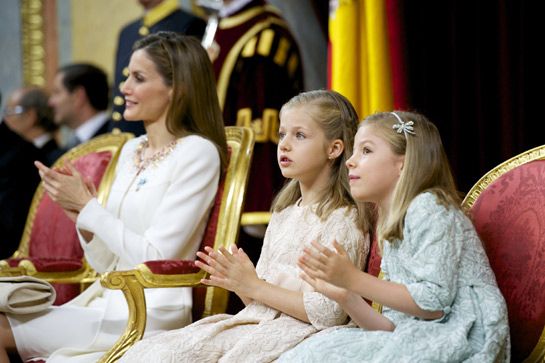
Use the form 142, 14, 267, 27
99, 127, 255, 363
461, 144, 545, 210
371, 270, 384, 314
142, 0, 179, 28
257, 29, 274, 57
241, 36, 257, 58
273, 37, 290, 67
462, 144, 545, 363
21, 0, 46, 86
219, 5, 279, 29
217, 17, 288, 110
241, 212, 271, 226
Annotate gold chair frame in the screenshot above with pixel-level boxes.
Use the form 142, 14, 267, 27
98, 126, 254, 363
0, 132, 134, 285
462, 144, 545, 363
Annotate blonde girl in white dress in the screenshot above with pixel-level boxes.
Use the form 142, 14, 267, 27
120, 90, 373, 363
0, 32, 228, 363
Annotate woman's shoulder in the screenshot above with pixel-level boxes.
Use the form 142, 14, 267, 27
172, 134, 219, 162
177, 134, 217, 153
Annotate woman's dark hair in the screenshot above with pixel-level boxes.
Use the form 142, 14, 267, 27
133, 32, 228, 170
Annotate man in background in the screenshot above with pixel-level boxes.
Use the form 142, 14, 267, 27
49, 63, 110, 152
110, 0, 206, 135
0, 89, 47, 259
4, 87, 60, 165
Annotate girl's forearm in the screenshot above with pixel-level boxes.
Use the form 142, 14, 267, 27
238, 295, 253, 306
347, 271, 443, 320
249, 279, 309, 323
341, 292, 395, 331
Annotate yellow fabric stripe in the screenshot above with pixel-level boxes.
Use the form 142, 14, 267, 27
329, 0, 393, 119
142, 0, 179, 28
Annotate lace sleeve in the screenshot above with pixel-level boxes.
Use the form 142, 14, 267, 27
303, 209, 369, 329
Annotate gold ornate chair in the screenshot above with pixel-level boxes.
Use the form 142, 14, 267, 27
98, 126, 254, 363
0, 132, 133, 304
462, 144, 545, 362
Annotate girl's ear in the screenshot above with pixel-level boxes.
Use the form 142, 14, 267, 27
397, 155, 405, 175
328, 139, 344, 160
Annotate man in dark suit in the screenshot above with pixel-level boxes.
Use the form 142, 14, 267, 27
49, 63, 111, 154
110, 0, 206, 135
0, 119, 42, 259
3, 87, 60, 166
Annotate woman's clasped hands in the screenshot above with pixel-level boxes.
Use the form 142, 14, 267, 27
34, 160, 97, 220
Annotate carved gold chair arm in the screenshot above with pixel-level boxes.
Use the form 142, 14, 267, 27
0, 259, 96, 284
98, 265, 207, 363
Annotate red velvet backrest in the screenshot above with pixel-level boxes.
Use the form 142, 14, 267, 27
365, 233, 381, 278
468, 159, 545, 362
28, 151, 112, 258
192, 151, 230, 321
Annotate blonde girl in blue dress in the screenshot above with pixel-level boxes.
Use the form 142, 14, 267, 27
280, 111, 510, 362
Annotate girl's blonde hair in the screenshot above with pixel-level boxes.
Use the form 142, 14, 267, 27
272, 90, 372, 233
363, 111, 460, 247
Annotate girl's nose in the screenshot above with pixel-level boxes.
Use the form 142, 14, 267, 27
346, 155, 355, 169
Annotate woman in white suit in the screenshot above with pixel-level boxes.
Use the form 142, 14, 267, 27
0, 32, 228, 363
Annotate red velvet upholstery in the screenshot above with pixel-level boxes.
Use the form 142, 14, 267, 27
365, 234, 381, 278
468, 159, 545, 362
11, 151, 112, 305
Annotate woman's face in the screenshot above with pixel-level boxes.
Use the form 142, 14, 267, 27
122, 49, 172, 124
346, 125, 404, 208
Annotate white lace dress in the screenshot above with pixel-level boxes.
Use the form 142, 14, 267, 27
120, 204, 369, 363
279, 192, 510, 363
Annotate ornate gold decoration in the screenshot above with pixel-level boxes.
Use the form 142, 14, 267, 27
21, 0, 46, 86
99, 126, 255, 362
461, 145, 545, 210
219, 4, 280, 29
240, 211, 271, 226
257, 29, 274, 57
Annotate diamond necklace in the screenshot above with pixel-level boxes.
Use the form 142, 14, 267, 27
133, 137, 178, 191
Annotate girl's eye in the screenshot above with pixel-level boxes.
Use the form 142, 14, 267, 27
278, 131, 285, 140
362, 147, 371, 154
296, 132, 305, 139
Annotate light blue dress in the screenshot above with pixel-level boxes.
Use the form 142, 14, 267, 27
279, 192, 510, 363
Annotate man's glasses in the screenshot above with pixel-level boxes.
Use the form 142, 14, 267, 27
2, 105, 26, 117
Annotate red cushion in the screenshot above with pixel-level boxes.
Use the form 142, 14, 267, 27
469, 159, 545, 361
144, 260, 199, 274
21, 257, 83, 272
